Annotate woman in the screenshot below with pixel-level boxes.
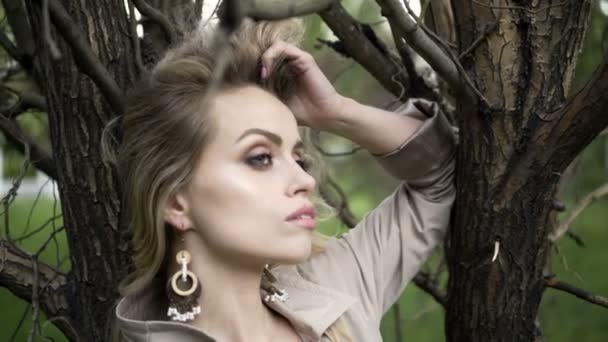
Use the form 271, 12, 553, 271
111, 18, 456, 342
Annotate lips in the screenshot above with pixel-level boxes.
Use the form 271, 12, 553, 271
285, 205, 316, 230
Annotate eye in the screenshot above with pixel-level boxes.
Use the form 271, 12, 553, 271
246, 153, 273, 168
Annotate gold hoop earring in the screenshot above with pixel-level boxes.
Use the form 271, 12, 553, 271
166, 246, 202, 322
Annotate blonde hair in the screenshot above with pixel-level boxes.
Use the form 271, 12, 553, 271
104, 18, 352, 341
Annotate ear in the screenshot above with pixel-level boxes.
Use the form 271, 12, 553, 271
163, 192, 193, 232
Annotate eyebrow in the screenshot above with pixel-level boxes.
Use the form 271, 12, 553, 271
236, 128, 304, 150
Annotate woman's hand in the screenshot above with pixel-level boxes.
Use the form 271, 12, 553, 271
260, 40, 344, 130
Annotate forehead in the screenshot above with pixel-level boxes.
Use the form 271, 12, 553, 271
210, 85, 298, 143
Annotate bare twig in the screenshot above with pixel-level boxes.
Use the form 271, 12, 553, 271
26, 257, 40, 342
244, 0, 333, 20
376, 0, 460, 92
1, 0, 35, 60
194, 0, 205, 20
14, 215, 63, 242
40, 0, 126, 112
127, 0, 144, 72
0, 30, 29, 67
1, 87, 47, 117
458, 21, 499, 60
413, 271, 446, 307
319, 176, 358, 229
319, 1, 411, 100
0, 113, 56, 179
42, 0, 61, 60
132, 0, 177, 45
549, 182, 608, 242
9, 304, 31, 342
545, 277, 608, 309
23, 179, 52, 238
0, 240, 74, 340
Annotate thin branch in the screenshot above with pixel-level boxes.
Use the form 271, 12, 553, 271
319, 1, 411, 100
458, 20, 498, 60
545, 50, 608, 171
194, 0, 204, 21
40, 0, 126, 112
1, 88, 47, 118
42, 0, 61, 60
244, 0, 334, 20
0, 240, 76, 340
545, 277, 608, 309
1, 0, 35, 58
132, 0, 177, 45
26, 256, 40, 342
319, 176, 358, 229
0, 114, 56, 179
14, 215, 63, 242
127, 0, 145, 72
375, 0, 460, 93
412, 271, 446, 307
549, 182, 608, 242
9, 304, 31, 342
0, 30, 30, 68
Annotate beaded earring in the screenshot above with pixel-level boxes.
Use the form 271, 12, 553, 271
166, 232, 202, 322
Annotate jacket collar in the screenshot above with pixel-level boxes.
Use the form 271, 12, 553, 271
115, 264, 358, 341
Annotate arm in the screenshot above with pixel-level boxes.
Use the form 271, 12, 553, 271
300, 98, 456, 320
261, 40, 456, 319
320, 96, 423, 156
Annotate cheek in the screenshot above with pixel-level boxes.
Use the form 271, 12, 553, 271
188, 170, 278, 235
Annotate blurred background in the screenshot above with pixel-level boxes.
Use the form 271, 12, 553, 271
1, 0, 607, 340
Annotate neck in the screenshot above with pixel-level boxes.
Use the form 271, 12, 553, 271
168, 235, 282, 341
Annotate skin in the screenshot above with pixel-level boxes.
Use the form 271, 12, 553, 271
163, 41, 424, 341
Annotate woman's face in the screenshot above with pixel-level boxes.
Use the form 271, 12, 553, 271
171, 85, 317, 267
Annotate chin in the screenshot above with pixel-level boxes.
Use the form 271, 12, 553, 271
275, 242, 312, 265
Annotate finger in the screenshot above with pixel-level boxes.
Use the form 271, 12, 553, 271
261, 41, 312, 78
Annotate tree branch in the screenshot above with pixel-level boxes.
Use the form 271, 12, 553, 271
375, 0, 460, 93
1, 88, 47, 117
132, 0, 177, 45
38, 0, 126, 112
545, 277, 608, 309
0, 113, 56, 179
319, 1, 411, 100
0, 240, 75, 340
545, 52, 608, 171
244, 0, 333, 20
413, 271, 446, 307
0, 30, 30, 69
549, 182, 608, 242
1, 0, 36, 58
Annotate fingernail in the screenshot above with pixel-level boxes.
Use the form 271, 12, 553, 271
261, 66, 267, 79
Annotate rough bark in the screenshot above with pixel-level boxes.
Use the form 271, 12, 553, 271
0, 240, 75, 340
445, 1, 593, 341
22, 0, 138, 340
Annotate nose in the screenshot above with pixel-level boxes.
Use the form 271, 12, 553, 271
286, 159, 316, 197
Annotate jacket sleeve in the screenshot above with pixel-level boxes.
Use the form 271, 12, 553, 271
297, 98, 456, 321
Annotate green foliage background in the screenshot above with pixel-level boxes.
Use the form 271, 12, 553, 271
1, 0, 607, 340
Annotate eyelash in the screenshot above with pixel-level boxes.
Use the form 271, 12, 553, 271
246, 153, 311, 172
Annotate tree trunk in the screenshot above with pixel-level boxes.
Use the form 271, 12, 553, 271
24, 0, 137, 340
446, 1, 591, 341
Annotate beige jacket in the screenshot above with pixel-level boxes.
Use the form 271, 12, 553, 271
115, 99, 457, 342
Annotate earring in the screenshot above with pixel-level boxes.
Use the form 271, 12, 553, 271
166, 246, 202, 322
